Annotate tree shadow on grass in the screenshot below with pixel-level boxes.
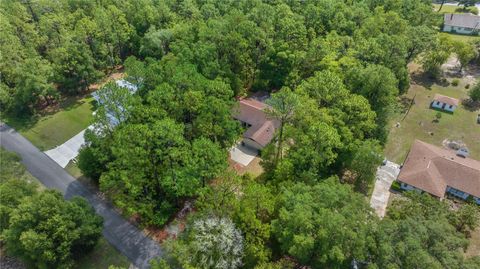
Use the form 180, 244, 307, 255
3, 94, 94, 132
462, 99, 480, 112
410, 71, 450, 89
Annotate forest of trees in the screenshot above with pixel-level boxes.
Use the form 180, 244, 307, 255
1, 0, 480, 268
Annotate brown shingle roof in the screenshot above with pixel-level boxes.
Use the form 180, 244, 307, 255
398, 140, 480, 198
444, 13, 480, 29
233, 98, 280, 148
433, 94, 459, 106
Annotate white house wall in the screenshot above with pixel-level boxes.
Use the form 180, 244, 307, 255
399, 182, 423, 194
431, 101, 456, 112
443, 24, 476, 35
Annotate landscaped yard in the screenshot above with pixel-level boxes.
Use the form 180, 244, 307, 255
385, 76, 480, 164
74, 237, 130, 269
4, 95, 95, 151
433, 4, 478, 14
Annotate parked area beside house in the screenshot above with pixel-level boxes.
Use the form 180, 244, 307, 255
443, 13, 480, 35
397, 140, 480, 205
431, 93, 460, 112
370, 161, 400, 218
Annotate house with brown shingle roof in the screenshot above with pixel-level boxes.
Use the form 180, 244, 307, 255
233, 98, 279, 151
397, 140, 480, 205
443, 13, 480, 35
431, 94, 460, 112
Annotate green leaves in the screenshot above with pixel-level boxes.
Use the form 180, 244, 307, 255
372, 193, 475, 269
98, 119, 229, 226
2, 190, 102, 269
272, 178, 375, 268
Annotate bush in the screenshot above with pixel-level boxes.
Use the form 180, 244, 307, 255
465, 84, 470, 89
2, 191, 103, 269
451, 79, 460, 86
469, 82, 480, 102
391, 181, 402, 192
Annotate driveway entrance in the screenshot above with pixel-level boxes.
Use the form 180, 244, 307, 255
370, 161, 400, 218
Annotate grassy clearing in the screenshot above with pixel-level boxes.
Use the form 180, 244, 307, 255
440, 32, 480, 43
65, 161, 84, 178
74, 237, 130, 269
4, 96, 95, 151
0, 147, 43, 189
433, 4, 478, 14
65, 161, 100, 193
385, 77, 480, 164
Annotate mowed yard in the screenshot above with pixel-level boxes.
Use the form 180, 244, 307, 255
385, 77, 480, 164
4, 96, 95, 151
433, 4, 478, 14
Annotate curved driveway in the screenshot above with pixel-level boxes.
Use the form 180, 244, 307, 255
0, 124, 162, 269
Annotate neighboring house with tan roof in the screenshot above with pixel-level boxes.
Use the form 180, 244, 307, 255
443, 13, 480, 35
233, 98, 279, 151
431, 94, 460, 112
397, 140, 480, 205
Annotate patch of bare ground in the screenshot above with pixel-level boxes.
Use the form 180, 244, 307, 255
229, 156, 264, 177
144, 201, 194, 243
0, 248, 26, 269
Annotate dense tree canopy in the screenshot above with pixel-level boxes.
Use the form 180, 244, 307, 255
4, 1, 478, 268
371, 193, 480, 269
272, 178, 376, 268
2, 191, 103, 269
0, 149, 103, 269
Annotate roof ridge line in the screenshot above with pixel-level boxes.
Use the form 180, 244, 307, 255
432, 155, 480, 172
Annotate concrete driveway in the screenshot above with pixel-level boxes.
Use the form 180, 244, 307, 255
370, 161, 400, 218
229, 142, 257, 166
44, 125, 93, 168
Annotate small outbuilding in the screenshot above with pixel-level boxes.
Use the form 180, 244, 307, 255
443, 13, 480, 35
431, 94, 459, 112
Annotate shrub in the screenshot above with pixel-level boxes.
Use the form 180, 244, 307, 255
2, 191, 103, 268
391, 181, 402, 192
451, 79, 460, 86
465, 84, 470, 89
469, 82, 480, 102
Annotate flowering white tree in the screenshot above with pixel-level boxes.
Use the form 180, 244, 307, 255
188, 216, 244, 269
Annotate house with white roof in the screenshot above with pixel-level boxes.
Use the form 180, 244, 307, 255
443, 13, 480, 35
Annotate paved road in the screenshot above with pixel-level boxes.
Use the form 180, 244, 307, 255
0, 124, 162, 269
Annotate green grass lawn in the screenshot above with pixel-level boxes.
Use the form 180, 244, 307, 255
0, 147, 44, 189
440, 32, 480, 43
4, 96, 95, 151
74, 237, 130, 269
433, 4, 478, 14
385, 79, 480, 164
